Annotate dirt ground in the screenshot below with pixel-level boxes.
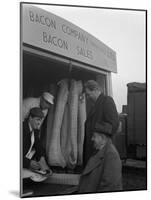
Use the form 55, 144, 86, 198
122, 166, 147, 191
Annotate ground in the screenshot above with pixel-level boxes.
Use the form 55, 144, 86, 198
23, 165, 147, 197
122, 166, 147, 191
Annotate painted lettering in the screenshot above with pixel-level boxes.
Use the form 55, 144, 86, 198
29, 11, 34, 22
29, 10, 56, 29
43, 31, 48, 43
62, 24, 88, 44
90, 40, 116, 62
35, 14, 40, 23
43, 32, 68, 50
40, 16, 45, 25
77, 46, 93, 60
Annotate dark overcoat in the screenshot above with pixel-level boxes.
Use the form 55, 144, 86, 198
23, 120, 45, 168
83, 94, 119, 165
78, 140, 122, 193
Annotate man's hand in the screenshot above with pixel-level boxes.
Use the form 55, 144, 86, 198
30, 160, 41, 170
39, 157, 53, 175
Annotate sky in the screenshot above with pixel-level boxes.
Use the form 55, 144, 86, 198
35, 4, 146, 112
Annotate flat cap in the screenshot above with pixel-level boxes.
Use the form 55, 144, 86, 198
42, 92, 54, 104
29, 107, 44, 118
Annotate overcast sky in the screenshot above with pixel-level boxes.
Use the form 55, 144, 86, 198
36, 4, 146, 112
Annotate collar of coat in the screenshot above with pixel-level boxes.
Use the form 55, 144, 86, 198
82, 139, 112, 175
87, 93, 105, 119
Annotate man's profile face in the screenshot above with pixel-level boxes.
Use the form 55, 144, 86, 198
91, 132, 105, 150
40, 98, 51, 109
85, 88, 96, 102
30, 117, 42, 130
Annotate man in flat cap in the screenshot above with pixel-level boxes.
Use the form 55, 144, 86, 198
78, 131, 122, 193
23, 92, 54, 124
83, 80, 119, 166
23, 107, 51, 173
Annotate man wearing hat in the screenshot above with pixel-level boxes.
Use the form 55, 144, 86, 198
78, 132, 122, 193
23, 107, 51, 172
83, 80, 119, 166
23, 92, 54, 124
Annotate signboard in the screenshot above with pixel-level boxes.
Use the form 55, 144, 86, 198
22, 5, 117, 73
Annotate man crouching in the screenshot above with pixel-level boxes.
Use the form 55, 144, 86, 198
78, 132, 122, 193
23, 107, 51, 174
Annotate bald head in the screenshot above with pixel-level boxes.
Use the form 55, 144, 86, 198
91, 132, 108, 150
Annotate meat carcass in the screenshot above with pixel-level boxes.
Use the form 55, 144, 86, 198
47, 79, 69, 167
77, 90, 86, 166
66, 80, 83, 168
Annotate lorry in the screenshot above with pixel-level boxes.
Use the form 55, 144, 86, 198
21, 4, 118, 197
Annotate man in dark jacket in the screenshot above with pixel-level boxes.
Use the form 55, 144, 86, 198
78, 132, 122, 193
23, 107, 50, 172
83, 80, 119, 166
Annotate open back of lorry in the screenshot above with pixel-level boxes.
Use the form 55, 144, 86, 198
21, 4, 117, 196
